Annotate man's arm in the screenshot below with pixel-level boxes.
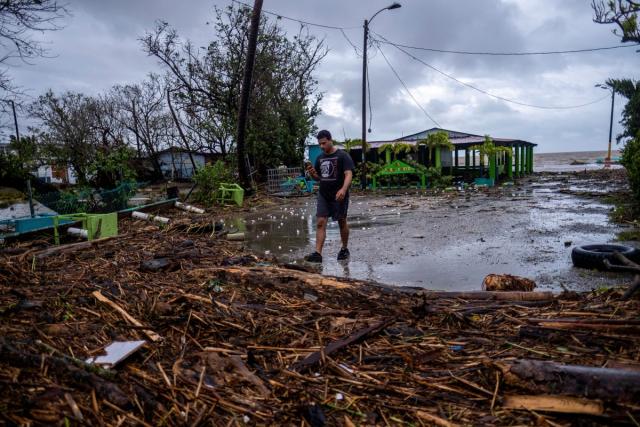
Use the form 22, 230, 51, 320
336, 170, 352, 201
342, 170, 353, 189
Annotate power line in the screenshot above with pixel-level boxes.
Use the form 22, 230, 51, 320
375, 42, 441, 128
230, 0, 359, 30
374, 35, 611, 110
373, 32, 640, 56
340, 28, 361, 56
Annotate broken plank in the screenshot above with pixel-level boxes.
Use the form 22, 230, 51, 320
502, 394, 604, 415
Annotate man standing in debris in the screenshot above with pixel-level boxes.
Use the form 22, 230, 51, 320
304, 130, 354, 263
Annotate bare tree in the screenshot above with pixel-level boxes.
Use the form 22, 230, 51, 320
110, 75, 175, 178
28, 90, 98, 185
0, 0, 68, 92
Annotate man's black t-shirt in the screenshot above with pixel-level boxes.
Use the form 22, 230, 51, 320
314, 149, 355, 200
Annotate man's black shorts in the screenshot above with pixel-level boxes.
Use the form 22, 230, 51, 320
316, 192, 349, 221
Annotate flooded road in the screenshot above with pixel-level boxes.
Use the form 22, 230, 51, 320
227, 172, 633, 292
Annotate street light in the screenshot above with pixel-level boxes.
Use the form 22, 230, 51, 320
361, 2, 401, 189
595, 83, 615, 168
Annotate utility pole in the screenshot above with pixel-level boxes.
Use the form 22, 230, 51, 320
361, 3, 401, 190
361, 19, 369, 189
606, 89, 615, 168
236, 0, 263, 191
6, 100, 19, 142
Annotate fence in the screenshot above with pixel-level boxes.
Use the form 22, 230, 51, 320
266, 167, 313, 196
37, 181, 142, 214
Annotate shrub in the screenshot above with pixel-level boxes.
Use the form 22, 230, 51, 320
193, 161, 233, 205
621, 132, 640, 208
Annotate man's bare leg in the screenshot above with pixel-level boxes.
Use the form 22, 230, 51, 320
315, 216, 328, 254
338, 218, 349, 249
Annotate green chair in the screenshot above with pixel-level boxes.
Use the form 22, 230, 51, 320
53, 212, 118, 244
216, 183, 244, 207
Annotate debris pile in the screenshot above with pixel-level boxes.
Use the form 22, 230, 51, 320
1, 213, 639, 425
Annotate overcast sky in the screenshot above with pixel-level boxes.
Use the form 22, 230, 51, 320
9, 0, 640, 153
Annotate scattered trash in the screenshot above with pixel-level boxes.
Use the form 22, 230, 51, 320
132, 211, 170, 224
66, 227, 88, 239
175, 201, 205, 214
226, 232, 245, 241
86, 340, 146, 368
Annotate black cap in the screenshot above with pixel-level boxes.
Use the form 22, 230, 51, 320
316, 130, 332, 140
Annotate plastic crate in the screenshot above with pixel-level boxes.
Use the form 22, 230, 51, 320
216, 183, 244, 206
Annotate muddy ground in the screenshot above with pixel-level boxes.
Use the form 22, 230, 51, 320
231, 170, 637, 292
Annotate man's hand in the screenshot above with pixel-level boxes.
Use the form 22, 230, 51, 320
306, 164, 319, 180
336, 188, 347, 201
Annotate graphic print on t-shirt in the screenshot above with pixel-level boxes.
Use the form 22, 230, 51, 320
320, 157, 338, 181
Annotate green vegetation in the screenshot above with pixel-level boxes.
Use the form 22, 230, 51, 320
418, 131, 454, 151
192, 161, 234, 205
621, 132, 640, 206
593, 2, 640, 215
616, 229, 640, 241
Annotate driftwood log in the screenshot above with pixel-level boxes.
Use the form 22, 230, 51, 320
495, 359, 640, 403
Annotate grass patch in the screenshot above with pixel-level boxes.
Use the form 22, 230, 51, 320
0, 187, 25, 208
602, 193, 640, 224
616, 229, 640, 241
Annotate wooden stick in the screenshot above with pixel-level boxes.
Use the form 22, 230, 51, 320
292, 318, 395, 372
32, 236, 122, 260
502, 394, 604, 415
91, 290, 161, 342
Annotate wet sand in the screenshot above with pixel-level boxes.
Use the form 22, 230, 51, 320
227, 170, 635, 292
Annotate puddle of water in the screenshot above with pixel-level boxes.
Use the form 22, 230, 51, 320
229, 182, 626, 291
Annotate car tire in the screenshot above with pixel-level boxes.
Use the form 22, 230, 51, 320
571, 244, 638, 270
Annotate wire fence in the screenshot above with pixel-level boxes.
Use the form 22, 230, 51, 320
266, 167, 313, 196
37, 181, 142, 214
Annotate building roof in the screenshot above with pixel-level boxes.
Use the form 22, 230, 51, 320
156, 146, 217, 156
379, 127, 537, 148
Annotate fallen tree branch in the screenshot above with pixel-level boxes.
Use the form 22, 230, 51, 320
30, 236, 123, 261
291, 318, 395, 372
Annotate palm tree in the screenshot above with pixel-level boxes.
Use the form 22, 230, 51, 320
418, 131, 454, 170
470, 135, 511, 181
